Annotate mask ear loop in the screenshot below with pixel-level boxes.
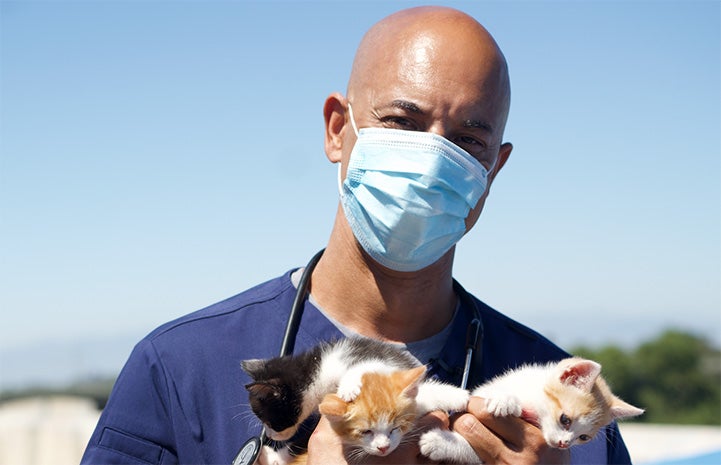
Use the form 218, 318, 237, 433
347, 102, 360, 136
337, 160, 344, 195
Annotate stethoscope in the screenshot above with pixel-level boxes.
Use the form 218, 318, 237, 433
233, 249, 484, 465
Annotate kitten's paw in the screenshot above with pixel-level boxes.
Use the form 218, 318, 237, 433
336, 371, 363, 401
419, 429, 483, 464
418, 429, 455, 462
485, 395, 523, 417
445, 387, 471, 412
416, 381, 470, 414
418, 429, 483, 465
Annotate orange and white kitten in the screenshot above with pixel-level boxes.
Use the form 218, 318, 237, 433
419, 357, 644, 463
291, 365, 469, 464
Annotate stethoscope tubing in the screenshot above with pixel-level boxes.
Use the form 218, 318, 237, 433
280, 248, 326, 357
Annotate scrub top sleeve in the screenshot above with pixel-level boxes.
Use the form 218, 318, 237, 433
606, 422, 633, 464
81, 339, 179, 464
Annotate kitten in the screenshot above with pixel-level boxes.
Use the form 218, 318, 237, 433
241, 337, 422, 442
419, 357, 644, 463
291, 365, 470, 464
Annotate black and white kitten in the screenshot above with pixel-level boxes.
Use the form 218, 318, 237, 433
241, 337, 423, 442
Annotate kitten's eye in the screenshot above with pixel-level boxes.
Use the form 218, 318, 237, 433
579, 434, 591, 442
361, 430, 373, 437
560, 413, 572, 427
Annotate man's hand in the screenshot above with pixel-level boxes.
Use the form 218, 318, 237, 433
304, 416, 347, 465
451, 397, 570, 465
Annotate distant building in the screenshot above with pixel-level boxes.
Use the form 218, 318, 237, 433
0, 396, 100, 465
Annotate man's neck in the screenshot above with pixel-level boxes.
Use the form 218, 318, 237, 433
309, 214, 457, 343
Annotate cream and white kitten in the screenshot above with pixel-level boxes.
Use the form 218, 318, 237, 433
419, 357, 644, 463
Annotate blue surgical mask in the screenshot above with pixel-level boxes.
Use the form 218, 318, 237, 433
340, 104, 489, 272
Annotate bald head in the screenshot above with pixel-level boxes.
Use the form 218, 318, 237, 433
348, 6, 511, 135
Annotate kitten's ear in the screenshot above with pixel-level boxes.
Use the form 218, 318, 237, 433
319, 394, 348, 420
610, 397, 645, 420
397, 365, 427, 399
241, 359, 265, 377
245, 382, 279, 400
558, 358, 601, 392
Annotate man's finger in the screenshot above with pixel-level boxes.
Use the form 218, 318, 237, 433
450, 411, 504, 463
415, 410, 450, 432
466, 397, 545, 450
306, 416, 348, 465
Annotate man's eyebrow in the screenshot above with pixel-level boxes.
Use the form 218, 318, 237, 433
463, 119, 493, 133
388, 99, 424, 113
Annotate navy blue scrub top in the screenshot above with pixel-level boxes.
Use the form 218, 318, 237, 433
81, 269, 632, 464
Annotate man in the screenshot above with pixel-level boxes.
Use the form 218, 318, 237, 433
82, 6, 632, 464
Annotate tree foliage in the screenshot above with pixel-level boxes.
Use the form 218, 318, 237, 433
0, 376, 116, 409
572, 329, 720, 425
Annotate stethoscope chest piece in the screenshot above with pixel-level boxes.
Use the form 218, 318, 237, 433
232, 436, 261, 465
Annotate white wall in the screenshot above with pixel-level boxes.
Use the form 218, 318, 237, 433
0, 397, 99, 465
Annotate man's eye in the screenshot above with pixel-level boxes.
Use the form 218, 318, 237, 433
382, 116, 418, 130
454, 135, 490, 155
453, 134, 491, 159
456, 135, 483, 146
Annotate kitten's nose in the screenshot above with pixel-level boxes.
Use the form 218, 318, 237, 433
377, 445, 389, 454
558, 440, 570, 449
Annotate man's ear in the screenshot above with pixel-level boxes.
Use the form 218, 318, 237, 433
323, 92, 347, 163
489, 142, 512, 183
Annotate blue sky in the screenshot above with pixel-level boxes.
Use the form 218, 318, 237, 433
1, 0, 719, 387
